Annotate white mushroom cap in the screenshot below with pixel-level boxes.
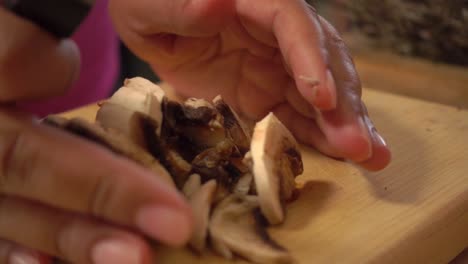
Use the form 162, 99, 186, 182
96, 102, 149, 148
250, 113, 302, 225
108, 77, 165, 135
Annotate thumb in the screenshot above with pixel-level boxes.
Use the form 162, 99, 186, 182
109, 0, 235, 37
0, 8, 80, 102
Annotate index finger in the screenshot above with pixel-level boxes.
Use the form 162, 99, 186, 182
0, 110, 193, 246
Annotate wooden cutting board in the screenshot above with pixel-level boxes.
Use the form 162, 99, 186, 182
63, 88, 468, 264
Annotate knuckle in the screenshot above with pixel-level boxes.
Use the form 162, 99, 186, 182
55, 219, 87, 261
88, 175, 118, 219
0, 128, 39, 192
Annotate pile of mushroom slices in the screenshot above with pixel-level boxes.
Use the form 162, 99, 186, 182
43, 77, 304, 264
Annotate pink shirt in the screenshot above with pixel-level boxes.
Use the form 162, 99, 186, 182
20, 0, 119, 117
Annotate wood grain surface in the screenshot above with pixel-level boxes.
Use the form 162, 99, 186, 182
64, 88, 468, 264
343, 33, 468, 110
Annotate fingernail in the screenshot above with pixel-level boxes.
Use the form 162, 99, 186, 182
373, 128, 388, 147
92, 239, 142, 264
298, 75, 320, 100
358, 117, 373, 160
9, 249, 40, 264
58, 39, 81, 88
325, 69, 337, 108
136, 206, 191, 247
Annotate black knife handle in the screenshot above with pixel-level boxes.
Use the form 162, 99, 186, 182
4, 0, 93, 38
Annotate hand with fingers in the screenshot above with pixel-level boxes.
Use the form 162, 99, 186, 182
110, 0, 392, 172
0, 0, 392, 263
0, 5, 192, 264
0, 110, 193, 264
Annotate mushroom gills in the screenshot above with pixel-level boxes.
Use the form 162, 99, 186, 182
191, 139, 238, 184
161, 99, 226, 155
209, 194, 293, 264
213, 95, 252, 153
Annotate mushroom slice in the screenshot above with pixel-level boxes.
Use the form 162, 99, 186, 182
162, 147, 192, 188
187, 179, 217, 253
182, 174, 202, 198
250, 113, 303, 225
213, 95, 252, 153
209, 195, 293, 264
191, 139, 236, 183
42, 117, 175, 187
108, 77, 165, 135
96, 101, 193, 188
162, 99, 226, 152
233, 173, 253, 196
95, 102, 154, 148
183, 98, 218, 123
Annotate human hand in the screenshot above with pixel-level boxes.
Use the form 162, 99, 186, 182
0, 8, 193, 264
110, 0, 391, 171
0, 7, 79, 102
0, 108, 193, 263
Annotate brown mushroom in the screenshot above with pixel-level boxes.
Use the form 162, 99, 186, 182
45, 77, 305, 264
249, 113, 303, 225
209, 194, 293, 264
185, 179, 218, 253
213, 95, 253, 153
160, 147, 192, 188
161, 99, 227, 154
182, 173, 202, 198
191, 139, 237, 183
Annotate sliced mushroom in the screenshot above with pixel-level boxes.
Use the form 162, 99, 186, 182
107, 77, 165, 135
209, 194, 293, 264
191, 139, 236, 183
95, 102, 153, 148
96, 99, 194, 188
233, 173, 253, 196
182, 174, 202, 198
183, 98, 219, 124
213, 184, 231, 204
42, 117, 175, 187
213, 95, 252, 153
250, 113, 303, 225
242, 151, 257, 195
161, 147, 192, 188
186, 179, 217, 253
210, 235, 233, 260
45, 76, 305, 263
162, 99, 227, 153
